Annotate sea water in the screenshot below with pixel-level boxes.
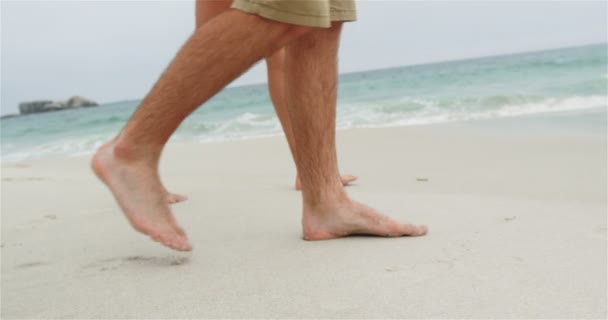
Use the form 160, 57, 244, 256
1, 43, 606, 161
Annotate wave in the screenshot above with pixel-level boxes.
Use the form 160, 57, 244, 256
336, 95, 607, 128
2, 94, 606, 161
1, 134, 112, 161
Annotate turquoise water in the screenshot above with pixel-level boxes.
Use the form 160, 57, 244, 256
1, 43, 606, 161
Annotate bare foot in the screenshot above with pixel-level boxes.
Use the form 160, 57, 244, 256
91, 142, 192, 251
295, 174, 357, 191
302, 199, 427, 240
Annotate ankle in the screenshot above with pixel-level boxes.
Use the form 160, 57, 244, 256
302, 189, 350, 210
112, 139, 162, 164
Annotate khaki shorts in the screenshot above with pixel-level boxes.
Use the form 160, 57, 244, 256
231, 0, 357, 28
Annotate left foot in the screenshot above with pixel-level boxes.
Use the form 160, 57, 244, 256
295, 174, 357, 190
91, 141, 192, 251
302, 199, 427, 240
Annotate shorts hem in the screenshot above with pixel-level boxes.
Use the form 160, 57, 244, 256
330, 10, 357, 22
232, 0, 330, 28
232, 0, 357, 28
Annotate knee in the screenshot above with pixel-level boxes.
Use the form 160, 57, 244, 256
261, 22, 315, 59
266, 47, 286, 67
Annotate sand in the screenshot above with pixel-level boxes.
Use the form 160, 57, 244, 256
1, 111, 606, 318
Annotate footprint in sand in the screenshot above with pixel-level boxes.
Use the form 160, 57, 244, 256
1, 176, 48, 182
3, 163, 30, 168
81, 255, 190, 274
22, 214, 59, 229
15, 261, 50, 270
25, 177, 47, 181
124, 255, 190, 266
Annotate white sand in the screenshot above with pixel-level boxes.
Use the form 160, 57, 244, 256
1, 112, 606, 318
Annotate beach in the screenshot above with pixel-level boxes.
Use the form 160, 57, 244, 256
1, 109, 606, 318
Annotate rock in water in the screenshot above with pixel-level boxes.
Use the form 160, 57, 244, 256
66, 96, 98, 108
19, 100, 53, 114
44, 101, 68, 111
18, 96, 99, 114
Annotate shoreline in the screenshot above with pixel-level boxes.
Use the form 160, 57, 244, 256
2, 106, 606, 164
2, 43, 605, 119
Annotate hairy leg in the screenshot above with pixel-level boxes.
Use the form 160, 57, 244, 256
284, 23, 427, 239
160, 0, 236, 204
92, 9, 310, 251
265, 50, 357, 190
192, 0, 356, 195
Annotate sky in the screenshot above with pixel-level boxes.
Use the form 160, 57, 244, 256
1, 0, 606, 115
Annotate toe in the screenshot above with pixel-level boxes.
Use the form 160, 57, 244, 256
158, 233, 191, 251
178, 238, 192, 251
341, 174, 357, 186
170, 235, 192, 251
150, 233, 163, 242
167, 193, 188, 204
174, 225, 187, 237
173, 194, 188, 203
417, 225, 428, 236
399, 223, 428, 236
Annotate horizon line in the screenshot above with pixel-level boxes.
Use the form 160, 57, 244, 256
1, 41, 605, 115
105, 41, 607, 106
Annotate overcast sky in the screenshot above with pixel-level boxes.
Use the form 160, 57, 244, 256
1, 1, 606, 115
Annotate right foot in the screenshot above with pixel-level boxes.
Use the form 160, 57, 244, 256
302, 199, 427, 240
91, 142, 192, 251
295, 174, 357, 190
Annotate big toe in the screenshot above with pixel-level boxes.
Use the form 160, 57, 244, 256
398, 223, 428, 236
162, 234, 192, 251
150, 229, 192, 251
171, 237, 192, 251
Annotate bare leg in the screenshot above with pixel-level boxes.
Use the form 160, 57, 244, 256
265, 50, 357, 190
284, 23, 427, 239
92, 9, 310, 251
160, 0, 236, 204
183, 0, 356, 196
160, 0, 235, 204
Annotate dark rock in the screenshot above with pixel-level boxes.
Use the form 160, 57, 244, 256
66, 96, 98, 108
18, 96, 99, 115
44, 101, 68, 111
19, 100, 53, 114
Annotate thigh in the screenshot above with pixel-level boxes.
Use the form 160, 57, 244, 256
195, 0, 233, 28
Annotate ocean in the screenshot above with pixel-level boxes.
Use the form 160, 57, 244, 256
1, 43, 606, 161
